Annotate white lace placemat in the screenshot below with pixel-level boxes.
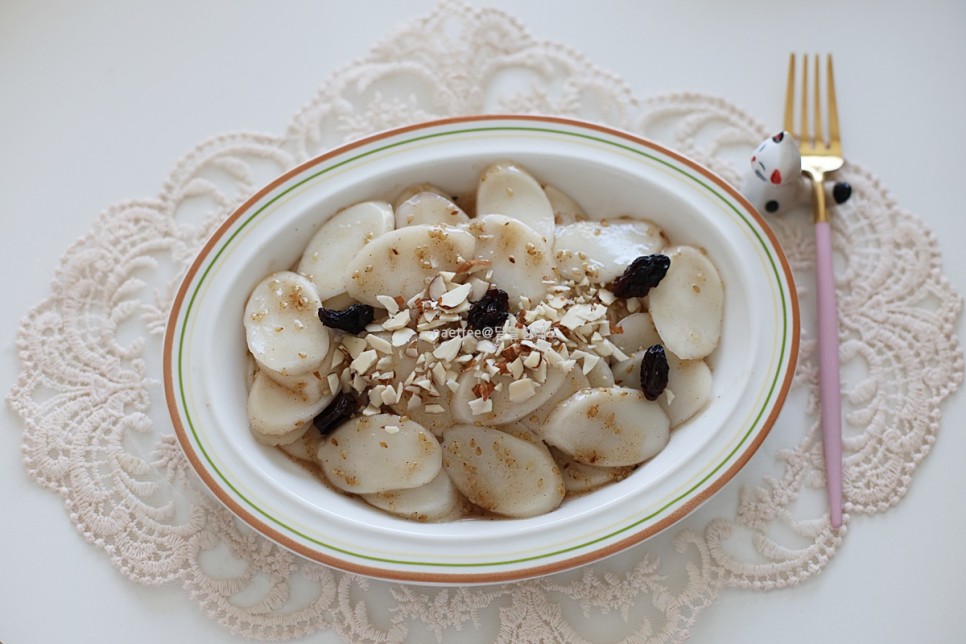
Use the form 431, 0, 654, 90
8, 1, 963, 642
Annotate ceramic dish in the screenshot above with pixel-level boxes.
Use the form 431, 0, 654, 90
163, 115, 799, 583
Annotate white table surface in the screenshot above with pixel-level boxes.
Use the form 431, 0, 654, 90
2, 1, 964, 642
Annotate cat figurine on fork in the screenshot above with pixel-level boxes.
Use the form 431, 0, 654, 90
741, 131, 851, 215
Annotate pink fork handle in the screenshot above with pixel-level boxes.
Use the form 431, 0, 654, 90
815, 221, 843, 528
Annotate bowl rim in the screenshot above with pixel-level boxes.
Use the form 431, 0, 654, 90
163, 114, 799, 583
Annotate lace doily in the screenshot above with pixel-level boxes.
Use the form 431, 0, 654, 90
8, 1, 962, 642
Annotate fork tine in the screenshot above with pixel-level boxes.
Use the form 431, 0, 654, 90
826, 55, 841, 146
784, 53, 796, 134
814, 54, 823, 146
800, 54, 809, 144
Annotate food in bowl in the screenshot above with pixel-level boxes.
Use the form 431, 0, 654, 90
166, 116, 798, 581
242, 161, 723, 521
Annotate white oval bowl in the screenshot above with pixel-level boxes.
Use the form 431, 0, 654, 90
164, 115, 799, 584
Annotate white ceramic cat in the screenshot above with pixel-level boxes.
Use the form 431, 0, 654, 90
740, 131, 851, 216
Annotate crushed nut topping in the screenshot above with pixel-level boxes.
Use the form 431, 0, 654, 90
316, 262, 637, 417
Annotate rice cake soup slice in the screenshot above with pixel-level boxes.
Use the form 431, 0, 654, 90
612, 348, 712, 428
259, 337, 342, 403
468, 214, 555, 308
610, 312, 662, 357
318, 413, 442, 494
361, 470, 465, 522
549, 447, 634, 494
554, 219, 666, 284
648, 245, 723, 360
244, 272, 330, 376
298, 201, 394, 300
278, 424, 325, 462
343, 224, 476, 307
542, 387, 670, 467
392, 183, 450, 211
476, 161, 555, 241
516, 366, 590, 434
395, 191, 470, 228
584, 353, 616, 387
544, 184, 586, 226
442, 425, 565, 518
248, 371, 334, 446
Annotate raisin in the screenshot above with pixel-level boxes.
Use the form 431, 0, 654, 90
318, 303, 374, 334
639, 344, 669, 401
313, 392, 359, 435
467, 288, 510, 332
611, 254, 671, 298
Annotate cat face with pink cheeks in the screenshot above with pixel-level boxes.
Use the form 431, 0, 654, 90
741, 130, 852, 216
750, 132, 800, 203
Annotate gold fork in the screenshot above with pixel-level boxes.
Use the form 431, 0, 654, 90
785, 53, 844, 528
